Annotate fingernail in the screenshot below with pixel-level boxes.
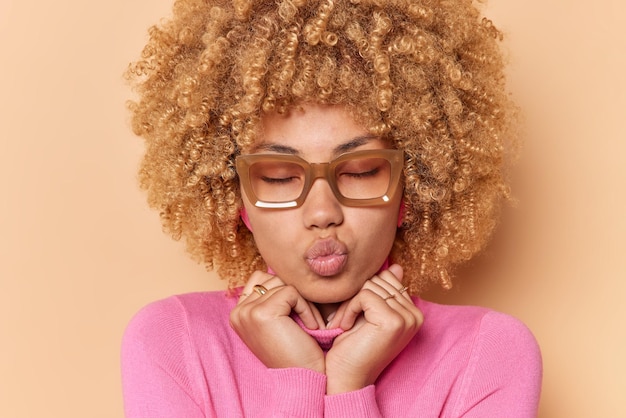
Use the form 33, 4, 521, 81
326, 311, 336, 328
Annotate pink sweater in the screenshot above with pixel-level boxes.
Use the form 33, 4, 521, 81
121, 291, 542, 417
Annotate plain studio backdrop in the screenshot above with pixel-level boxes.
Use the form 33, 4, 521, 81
1, 1, 624, 417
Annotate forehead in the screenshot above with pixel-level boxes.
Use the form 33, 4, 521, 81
253, 104, 385, 160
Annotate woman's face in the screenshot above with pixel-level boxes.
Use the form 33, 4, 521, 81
241, 104, 402, 307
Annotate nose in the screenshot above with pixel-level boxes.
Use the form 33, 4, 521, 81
302, 178, 344, 230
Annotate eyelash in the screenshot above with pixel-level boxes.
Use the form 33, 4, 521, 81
260, 176, 298, 184
341, 167, 380, 178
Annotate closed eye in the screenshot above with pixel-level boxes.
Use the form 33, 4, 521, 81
260, 176, 298, 184
341, 167, 380, 178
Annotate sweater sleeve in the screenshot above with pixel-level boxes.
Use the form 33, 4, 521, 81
259, 368, 327, 418
449, 311, 543, 417
324, 385, 383, 418
121, 298, 208, 418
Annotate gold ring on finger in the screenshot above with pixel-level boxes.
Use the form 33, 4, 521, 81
253, 284, 268, 296
383, 293, 396, 301
397, 286, 409, 294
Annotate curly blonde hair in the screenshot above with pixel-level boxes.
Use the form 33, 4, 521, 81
126, 0, 517, 293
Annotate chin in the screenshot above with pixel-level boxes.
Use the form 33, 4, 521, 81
301, 283, 361, 305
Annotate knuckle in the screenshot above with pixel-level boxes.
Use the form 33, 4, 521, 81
413, 309, 425, 325
362, 288, 378, 298
407, 311, 424, 332
249, 305, 272, 322
280, 285, 297, 297
385, 313, 405, 330
228, 310, 241, 329
405, 316, 419, 332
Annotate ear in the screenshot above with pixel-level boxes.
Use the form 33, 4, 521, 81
397, 199, 406, 227
240, 206, 253, 231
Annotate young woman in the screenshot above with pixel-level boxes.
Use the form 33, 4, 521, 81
121, 0, 542, 416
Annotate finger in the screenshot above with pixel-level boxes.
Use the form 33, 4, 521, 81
370, 276, 408, 305
335, 289, 390, 330
369, 272, 423, 326
387, 263, 404, 283
238, 273, 285, 305
361, 279, 391, 298
361, 276, 408, 307
372, 264, 412, 302
327, 277, 396, 329
343, 273, 423, 330
371, 285, 423, 331
327, 265, 407, 329
258, 286, 321, 330
308, 301, 327, 329
326, 299, 348, 329
238, 271, 271, 301
239, 279, 323, 331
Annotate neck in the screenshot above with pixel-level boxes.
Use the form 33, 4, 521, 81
315, 302, 341, 324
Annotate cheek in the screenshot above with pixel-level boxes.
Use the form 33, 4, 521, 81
241, 194, 291, 237
348, 207, 399, 247
367, 202, 401, 249
245, 208, 298, 251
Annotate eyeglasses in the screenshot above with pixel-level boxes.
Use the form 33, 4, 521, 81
236, 149, 403, 209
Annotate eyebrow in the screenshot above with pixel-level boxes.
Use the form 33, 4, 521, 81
251, 143, 300, 154
332, 135, 379, 154
251, 134, 380, 156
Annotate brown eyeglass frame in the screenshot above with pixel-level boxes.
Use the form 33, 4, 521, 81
235, 149, 404, 209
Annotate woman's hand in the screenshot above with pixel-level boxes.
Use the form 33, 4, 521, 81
229, 271, 326, 373
324, 264, 424, 395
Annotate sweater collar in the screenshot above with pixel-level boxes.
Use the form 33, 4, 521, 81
291, 313, 345, 351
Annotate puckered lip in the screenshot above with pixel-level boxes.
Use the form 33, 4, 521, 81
304, 238, 348, 277
305, 237, 348, 259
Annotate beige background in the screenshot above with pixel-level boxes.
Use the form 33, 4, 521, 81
0, 0, 624, 416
